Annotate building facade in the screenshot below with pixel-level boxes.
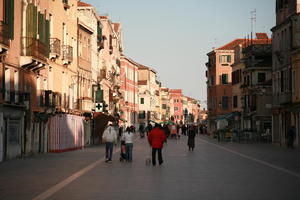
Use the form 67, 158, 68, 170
240, 35, 272, 137
120, 55, 139, 127
272, 0, 300, 146
206, 39, 244, 134
169, 89, 183, 124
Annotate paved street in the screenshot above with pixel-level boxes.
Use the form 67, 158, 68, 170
1, 134, 300, 200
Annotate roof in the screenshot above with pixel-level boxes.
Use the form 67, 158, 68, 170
100, 16, 109, 20
241, 38, 272, 48
169, 89, 182, 94
216, 39, 245, 50
256, 33, 268, 39
78, 1, 92, 7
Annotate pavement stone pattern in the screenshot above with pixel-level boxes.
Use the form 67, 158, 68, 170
1, 134, 300, 200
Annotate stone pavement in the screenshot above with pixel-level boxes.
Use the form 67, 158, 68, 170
1, 134, 300, 200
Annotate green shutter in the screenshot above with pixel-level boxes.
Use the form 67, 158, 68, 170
228, 55, 231, 62
222, 74, 228, 84
5, 0, 14, 39
26, 3, 34, 38
38, 13, 44, 43
33, 5, 37, 38
45, 19, 50, 56
96, 90, 103, 102
97, 26, 102, 42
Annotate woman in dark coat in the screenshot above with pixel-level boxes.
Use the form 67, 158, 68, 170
187, 126, 196, 151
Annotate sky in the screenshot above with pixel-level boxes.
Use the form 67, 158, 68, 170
84, 0, 275, 108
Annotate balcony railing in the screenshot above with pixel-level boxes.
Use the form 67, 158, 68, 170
0, 23, 10, 47
21, 37, 49, 62
62, 45, 73, 64
3, 90, 30, 105
50, 38, 61, 58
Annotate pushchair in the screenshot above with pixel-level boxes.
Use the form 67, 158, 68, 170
119, 141, 127, 162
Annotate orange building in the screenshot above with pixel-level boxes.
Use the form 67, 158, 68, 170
169, 89, 183, 124
206, 39, 245, 134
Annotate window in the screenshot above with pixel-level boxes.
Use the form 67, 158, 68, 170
258, 73, 266, 83
232, 70, 241, 85
4, 68, 10, 101
140, 97, 144, 104
222, 96, 229, 110
219, 55, 231, 63
162, 104, 167, 109
233, 96, 238, 108
138, 111, 145, 119
174, 107, 178, 111
221, 74, 228, 85
210, 76, 215, 86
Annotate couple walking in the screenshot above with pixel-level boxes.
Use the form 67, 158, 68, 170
102, 124, 134, 163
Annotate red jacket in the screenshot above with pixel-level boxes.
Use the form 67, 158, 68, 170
148, 127, 166, 148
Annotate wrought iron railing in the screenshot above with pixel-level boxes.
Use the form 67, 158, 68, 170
50, 38, 61, 58
21, 37, 49, 61
62, 45, 73, 63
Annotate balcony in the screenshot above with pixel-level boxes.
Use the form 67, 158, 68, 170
21, 37, 48, 62
39, 90, 55, 107
49, 38, 61, 59
3, 90, 29, 106
62, 45, 73, 65
0, 23, 10, 49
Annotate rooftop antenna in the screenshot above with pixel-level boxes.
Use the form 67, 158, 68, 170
251, 9, 256, 42
212, 38, 217, 50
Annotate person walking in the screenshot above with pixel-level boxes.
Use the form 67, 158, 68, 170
139, 124, 145, 138
287, 126, 296, 149
102, 123, 118, 163
148, 123, 166, 166
187, 125, 196, 151
121, 127, 134, 162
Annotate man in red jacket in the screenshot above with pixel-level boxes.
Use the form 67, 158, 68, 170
148, 123, 166, 166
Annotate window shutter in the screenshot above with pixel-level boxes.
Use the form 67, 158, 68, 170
5, 0, 14, 39
45, 19, 50, 55
97, 25, 102, 42
26, 3, 34, 38
222, 74, 228, 84
33, 5, 37, 38
38, 13, 45, 43
228, 55, 231, 62
96, 90, 103, 102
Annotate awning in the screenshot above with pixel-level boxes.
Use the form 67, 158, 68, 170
216, 112, 239, 121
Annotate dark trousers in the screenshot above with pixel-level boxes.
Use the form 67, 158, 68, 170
105, 142, 114, 161
152, 148, 163, 166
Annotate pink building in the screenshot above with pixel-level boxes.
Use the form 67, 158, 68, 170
120, 55, 139, 127
170, 89, 183, 123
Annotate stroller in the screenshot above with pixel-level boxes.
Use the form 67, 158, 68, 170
119, 140, 127, 162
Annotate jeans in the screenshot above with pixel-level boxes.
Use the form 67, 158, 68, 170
125, 143, 133, 161
152, 148, 163, 166
105, 142, 114, 161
